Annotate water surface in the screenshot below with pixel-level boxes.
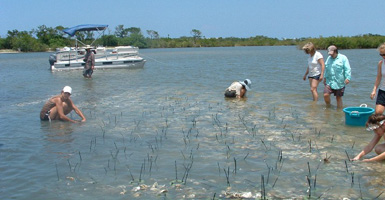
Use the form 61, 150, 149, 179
1, 46, 383, 199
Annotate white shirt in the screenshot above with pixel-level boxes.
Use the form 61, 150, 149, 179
227, 82, 243, 96
307, 51, 323, 77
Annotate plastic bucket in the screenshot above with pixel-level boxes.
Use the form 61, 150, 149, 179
343, 104, 375, 126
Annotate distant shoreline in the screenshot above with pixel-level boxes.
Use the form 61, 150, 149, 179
0, 49, 19, 54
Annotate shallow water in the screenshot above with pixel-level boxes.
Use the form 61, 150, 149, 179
1, 46, 384, 199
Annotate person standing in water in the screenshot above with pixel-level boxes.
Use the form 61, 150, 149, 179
302, 42, 325, 101
323, 45, 351, 108
40, 86, 86, 123
370, 43, 385, 114
83, 45, 95, 78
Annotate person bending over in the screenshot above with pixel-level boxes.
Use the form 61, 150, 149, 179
40, 86, 86, 123
224, 79, 251, 98
352, 114, 385, 162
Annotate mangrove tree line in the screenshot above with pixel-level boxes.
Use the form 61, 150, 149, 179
1, 25, 385, 52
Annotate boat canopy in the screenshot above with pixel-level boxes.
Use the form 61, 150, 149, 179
63, 24, 108, 37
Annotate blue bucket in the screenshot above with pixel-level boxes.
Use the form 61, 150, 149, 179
343, 104, 375, 126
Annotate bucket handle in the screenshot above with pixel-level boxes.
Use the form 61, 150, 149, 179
350, 111, 360, 117
360, 104, 368, 107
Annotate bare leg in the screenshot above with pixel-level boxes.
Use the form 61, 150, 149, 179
324, 93, 331, 106
309, 79, 320, 101
49, 107, 59, 120
49, 102, 73, 120
62, 102, 73, 115
375, 104, 385, 114
336, 96, 343, 109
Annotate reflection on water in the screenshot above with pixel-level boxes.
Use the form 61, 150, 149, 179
1, 47, 384, 199
41, 121, 75, 143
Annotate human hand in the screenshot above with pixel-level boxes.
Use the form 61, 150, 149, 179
303, 75, 306, 81
345, 79, 350, 85
370, 91, 376, 100
319, 76, 323, 81
351, 155, 361, 161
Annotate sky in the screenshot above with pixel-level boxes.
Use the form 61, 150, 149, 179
1, 0, 385, 39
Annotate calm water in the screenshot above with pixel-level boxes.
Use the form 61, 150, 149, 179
1, 46, 384, 199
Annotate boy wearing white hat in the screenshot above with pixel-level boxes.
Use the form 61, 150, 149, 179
40, 86, 86, 123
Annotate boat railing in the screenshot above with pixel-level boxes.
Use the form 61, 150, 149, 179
56, 49, 85, 62
55, 46, 140, 62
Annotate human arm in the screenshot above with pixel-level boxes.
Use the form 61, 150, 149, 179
303, 67, 309, 81
53, 98, 78, 123
68, 99, 86, 122
343, 56, 352, 85
72, 104, 86, 122
351, 134, 381, 161
318, 57, 325, 81
91, 52, 95, 69
371, 60, 383, 100
363, 151, 385, 162
238, 88, 246, 98
323, 56, 330, 85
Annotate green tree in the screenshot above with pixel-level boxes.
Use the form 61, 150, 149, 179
131, 33, 147, 48
84, 31, 94, 40
4, 30, 19, 49
34, 25, 55, 45
0, 37, 4, 49
7, 30, 45, 52
34, 25, 68, 48
146, 30, 159, 39
98, 35, 118, 47
190, 29, 202, 45
126, 27, 141, 35
115, 25, 129, 38
119, 27, 147, 48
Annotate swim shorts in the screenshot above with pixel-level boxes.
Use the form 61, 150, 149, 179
376, 89, 385, 106
224, 89, 236, 98
308, 74, 321, 80
324, 85, 345, 97
41, 110, 50, 121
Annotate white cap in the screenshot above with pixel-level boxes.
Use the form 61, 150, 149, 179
62, 86, 72, 94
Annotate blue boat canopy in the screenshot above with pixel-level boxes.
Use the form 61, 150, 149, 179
63, 24, 108, 37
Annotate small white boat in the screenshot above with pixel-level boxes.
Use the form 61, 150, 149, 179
49, 24, 146, 71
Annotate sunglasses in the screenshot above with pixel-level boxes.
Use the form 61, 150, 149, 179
380, 54, 385, 56
64, 92, 71, 96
